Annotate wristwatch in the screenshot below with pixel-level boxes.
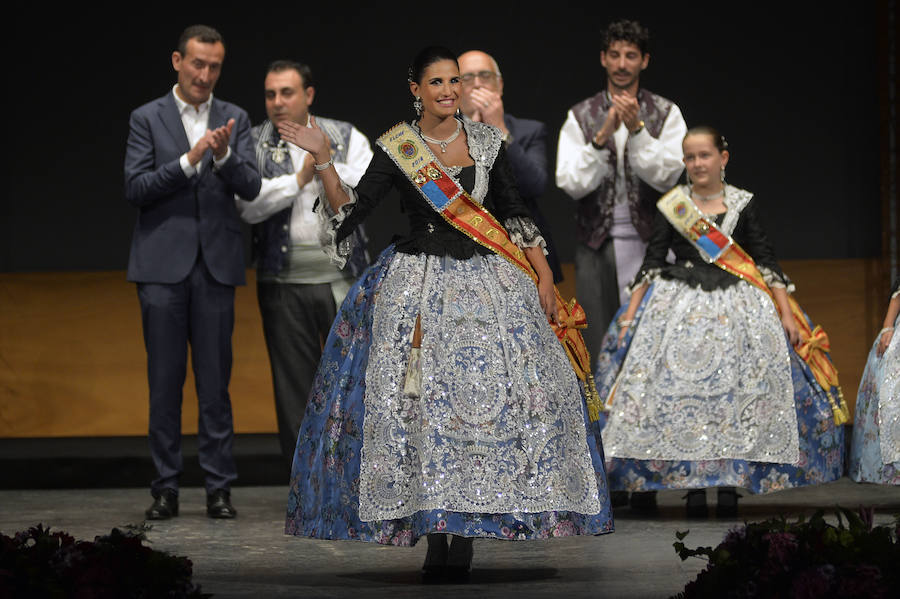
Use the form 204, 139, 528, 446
630, 120, 645, 136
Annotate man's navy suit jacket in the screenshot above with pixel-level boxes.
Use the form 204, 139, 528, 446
124, 92, 261, 287
503, 113, 549, 201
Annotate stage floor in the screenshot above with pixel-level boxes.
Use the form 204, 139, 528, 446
2, 479, 898, 598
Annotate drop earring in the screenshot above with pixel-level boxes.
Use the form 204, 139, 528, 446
413, 96, 423, 116
720, 166, 726, 183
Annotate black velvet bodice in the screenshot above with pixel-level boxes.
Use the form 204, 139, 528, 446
336, 143, 531, 260
636, 196, 789, 291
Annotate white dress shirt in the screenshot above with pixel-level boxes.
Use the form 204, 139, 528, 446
554, 103, 687, 202
171, 85, 231, 176
235, 123, 373, 245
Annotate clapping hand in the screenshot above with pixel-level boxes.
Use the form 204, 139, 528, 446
277, 116, 330, 163
208, 119, 234, 160
593, 107, 619, 147
469, 87, 505, 128
609, 92, 641, 131
187, 118, 235, 165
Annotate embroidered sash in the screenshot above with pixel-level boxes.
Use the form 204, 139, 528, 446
378, 122, 601, 420
657, 187, 850, 424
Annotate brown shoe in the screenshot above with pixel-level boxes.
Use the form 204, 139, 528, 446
206, 489, 237, 519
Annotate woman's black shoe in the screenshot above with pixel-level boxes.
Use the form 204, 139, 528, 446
684, 489, 708, 518
445, 535, 473, 583
421, 533, 448, 583
610, 490, 630, 508
716, 487, 741, 518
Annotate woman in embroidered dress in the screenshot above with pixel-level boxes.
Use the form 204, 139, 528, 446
849, 279, 900, 485
276, 46, 613, 580
592, 126, 845, 518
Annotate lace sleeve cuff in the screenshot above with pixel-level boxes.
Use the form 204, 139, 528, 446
759, 265, 796, 294
315, 180, 358, 269
504, 216, 547, 255
626, 267, 662, 295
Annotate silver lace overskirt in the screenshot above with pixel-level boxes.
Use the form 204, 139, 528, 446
876, 328, 900, 464
356, 253, 602, 520
603, 278, 800, 463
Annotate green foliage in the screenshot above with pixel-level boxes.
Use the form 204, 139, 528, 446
0, 523, 211, 598
671, 506, 900, 599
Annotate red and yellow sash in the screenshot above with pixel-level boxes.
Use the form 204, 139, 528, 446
658, 188, 849, 424
378, 121, 601, 420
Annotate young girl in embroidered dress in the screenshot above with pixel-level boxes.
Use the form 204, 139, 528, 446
593, 126, 845, 518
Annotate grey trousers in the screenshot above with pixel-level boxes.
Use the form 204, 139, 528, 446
257, 281, 338, 472
575, 241, 621, 372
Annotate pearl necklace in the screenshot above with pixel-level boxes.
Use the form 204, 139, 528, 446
690, 186, 725, 202
420, 119, 462, 153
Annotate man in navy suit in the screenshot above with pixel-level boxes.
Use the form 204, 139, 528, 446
124, 24, 261, 520
457, 50, 563, 283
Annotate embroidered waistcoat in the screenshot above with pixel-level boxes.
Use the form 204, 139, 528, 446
250, 116, 368, 277
570, 88, 674, 249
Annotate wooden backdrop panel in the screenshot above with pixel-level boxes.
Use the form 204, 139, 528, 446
0, 260, 886, 438
0, 271, 275, 438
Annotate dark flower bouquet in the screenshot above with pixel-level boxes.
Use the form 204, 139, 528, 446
0, 523, 209, 598
672, 507, 900, 599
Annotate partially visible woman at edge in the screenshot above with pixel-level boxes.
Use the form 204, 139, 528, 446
849, 279, 900, 485
592, 126, 845, 518
277, 46, 613, 581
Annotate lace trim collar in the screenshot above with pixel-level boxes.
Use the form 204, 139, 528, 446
410, 116, 502, 203
679, 184, 753, 236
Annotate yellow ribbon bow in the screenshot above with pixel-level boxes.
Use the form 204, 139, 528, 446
795, 325, 831, 361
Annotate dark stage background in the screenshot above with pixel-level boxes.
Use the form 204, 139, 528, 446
1, 3, 882, 272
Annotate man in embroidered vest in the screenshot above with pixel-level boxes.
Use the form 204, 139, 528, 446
235, 60, 373, 470
125, 25, 261, 521
457, 50, 563, 284
555, 19, 686, 368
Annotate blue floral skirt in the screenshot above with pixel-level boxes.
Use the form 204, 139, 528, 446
848, 332, 900, 485
593, 281, 845, 494
286, 246, 614, 545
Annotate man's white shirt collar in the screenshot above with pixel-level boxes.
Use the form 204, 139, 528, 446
172, 84, 213, 115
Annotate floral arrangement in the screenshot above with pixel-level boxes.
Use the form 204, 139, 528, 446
0, 523, 209, 598
672, 507, 900, 598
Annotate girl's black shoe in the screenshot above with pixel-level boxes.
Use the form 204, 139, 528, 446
684, 489, 708, 518
716, 487, 741, 518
